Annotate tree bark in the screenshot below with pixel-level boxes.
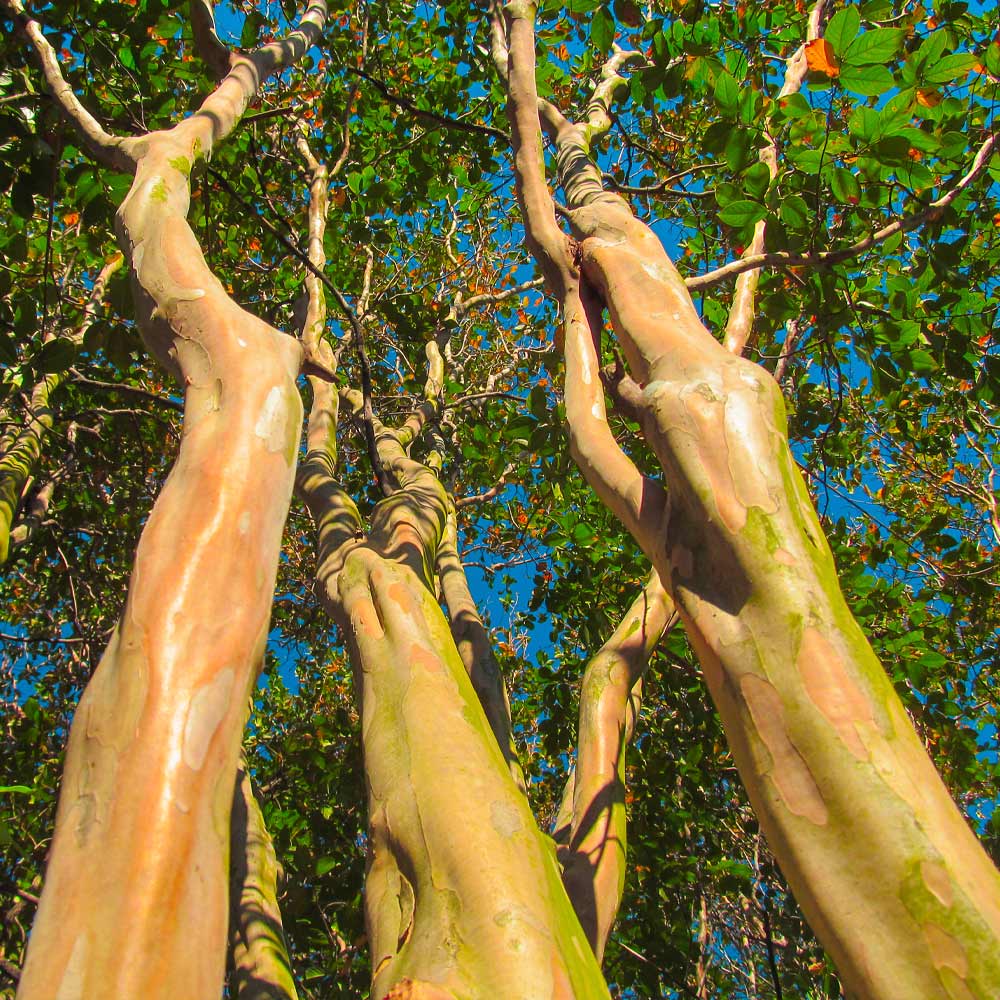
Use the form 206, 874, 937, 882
13, 6, 326, 998
557, 571, 676, 962
499, 4, 1000, 997
228, 762, 298, 1000
0, 254, 122, 564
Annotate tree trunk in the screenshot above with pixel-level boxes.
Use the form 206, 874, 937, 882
499, 3, 1000, 997
13, 6, 325, 997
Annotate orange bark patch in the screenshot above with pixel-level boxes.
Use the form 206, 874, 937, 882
387, 581, 413, 613
550, 951, 576, 1000
740, 673, 828, 825
682, 388, 747, 534
353, 599, 384, 640
920, 860, 954, 909
798, 627, 874, 761
773, 548, 797, 566
410, 642, 443, 675
922, 922, 968, 978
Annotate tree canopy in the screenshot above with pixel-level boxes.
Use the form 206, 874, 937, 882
0, 0, 998, 997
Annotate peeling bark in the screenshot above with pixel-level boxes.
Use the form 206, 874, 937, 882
228, 763, 298, 1000
500, 4, 1000, 997
293, 144, 608, 997
559, 571, 677, 962
13, 6, 326, 998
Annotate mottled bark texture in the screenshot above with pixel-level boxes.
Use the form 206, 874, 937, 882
500, 3, 1000, 998
0, 254, 122, 564
295, 150, 607, 998
228, 763, 299, 1000
11, 4, 326, 998
554, 571, 676, 962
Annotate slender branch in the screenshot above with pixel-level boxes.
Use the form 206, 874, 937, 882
326, 283, 391, 496
451, 276, 545, 321
688, 130, 1000, 291
437, 498, 526, 792
454, 463, 515, 509
559, 571, 677, 962
501, 0, 575, 296
723, 0, 828, 355
346, 66, 507, 140
228, 762, 299, 1000
0, 0, 134, 171
191, 0, 234, 81
68, 370, 184, 412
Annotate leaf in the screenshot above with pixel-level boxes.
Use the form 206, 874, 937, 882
33, 338, 77, 374
590, 7, 614, 52
714, 70, 739, 114
825, 6, 861, 58
844, 28, 904, 66
719, 199, 767, 227
742, 161, 771, 200
839, 64, 894, 96
780, 194, 810, 229
316, 857, 337, 876
806, 38, 840, 78
923, 53, 976, 84
0, 785, 32, 794
10, 174, 33, 218
830, 167, 861, 205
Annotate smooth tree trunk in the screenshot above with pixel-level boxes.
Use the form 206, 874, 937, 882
555, 571, 676, 962
294, 146, 609, 997
499, 3, 1000, 998
228, 762, 299, 1000
10, 3, 326, 997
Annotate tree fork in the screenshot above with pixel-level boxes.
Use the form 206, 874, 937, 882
500, 3, 1000, 997
12, 3, 327, 996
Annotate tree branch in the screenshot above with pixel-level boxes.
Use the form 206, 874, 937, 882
346, 66, 508, 140
723, 0, 829, 355
688, 130, 999, 291
559, 571, 677, 962
501, 0, 575, 296
191, 0, 234, 81
0, 0, 134, 171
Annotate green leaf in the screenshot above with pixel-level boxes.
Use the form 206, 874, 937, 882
714, 70, 739, 114
742, 161, 771, 200
315, 857, 337, 876
844, 28, 904, 66
922, 53, 976, 84
839, 64, 894, 96
825, 6, 861, 59
0, 785, 32, 794
830, 167, 861, 205
986, 41, 1000, 78
33, 338, 77, 374
590, 7, 614, 52
719, 199, 767, 227
780, 194, 810, 229
913, 30, 948, 70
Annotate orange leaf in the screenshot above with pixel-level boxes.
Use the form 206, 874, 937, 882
805, 38, 840, 78
916, 88, 941, 107
62, 211, 80, 226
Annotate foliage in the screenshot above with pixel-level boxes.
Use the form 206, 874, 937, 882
1, 0, 998, 996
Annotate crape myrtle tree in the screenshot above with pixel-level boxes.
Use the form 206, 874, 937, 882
0, 0, 997, 997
